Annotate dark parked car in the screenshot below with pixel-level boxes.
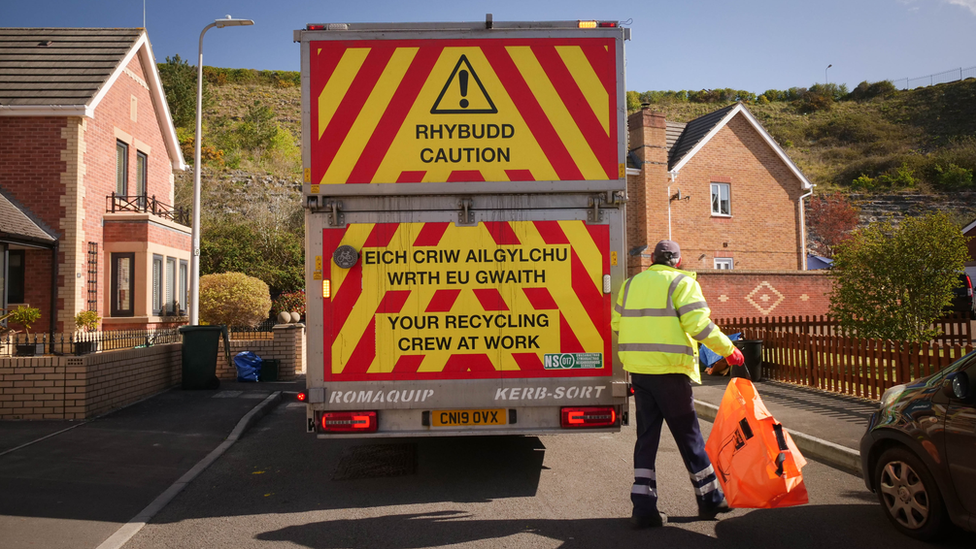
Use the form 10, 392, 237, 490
949, 272, 975, 319
860, 350, 976, 540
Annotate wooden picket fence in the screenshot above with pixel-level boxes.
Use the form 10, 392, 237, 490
723, 328, 974, 400
717, 312, 972, 346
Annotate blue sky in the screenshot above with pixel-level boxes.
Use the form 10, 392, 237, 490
6, 0, 976, 93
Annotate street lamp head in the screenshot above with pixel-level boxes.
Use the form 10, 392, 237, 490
827, 64, 832, 69
215, 16, 254, 28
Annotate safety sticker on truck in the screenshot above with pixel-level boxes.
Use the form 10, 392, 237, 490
543, 353, 603, 370
308, 38, 619, 185
323, 220, 611, 381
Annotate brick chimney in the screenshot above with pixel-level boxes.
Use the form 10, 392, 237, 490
626, 106, 669, 275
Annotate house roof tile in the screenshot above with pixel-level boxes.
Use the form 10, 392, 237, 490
0, 28, 143, 107
0, 186, 58, 245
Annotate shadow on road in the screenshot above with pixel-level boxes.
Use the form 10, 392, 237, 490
255, 505, 974, 549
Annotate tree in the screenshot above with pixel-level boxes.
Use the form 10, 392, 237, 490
199, 222, 304, 295
807, 193, 860, 256
828, 212, 968, 342
157, 55, 212, 129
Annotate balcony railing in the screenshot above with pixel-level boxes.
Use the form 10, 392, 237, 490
107, 193, 190, 226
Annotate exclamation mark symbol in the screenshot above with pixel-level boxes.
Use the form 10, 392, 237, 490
458, 70, 469, 108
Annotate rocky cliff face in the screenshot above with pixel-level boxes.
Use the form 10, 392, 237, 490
848, 192, 976, 227
804, 192, 976, 257
174, 168, 303, 227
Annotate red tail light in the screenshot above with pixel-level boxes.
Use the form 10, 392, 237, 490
561, 406, 617, 428
966, 274, 973, 297
321, 411, 377, 433
297, 392, 307, 402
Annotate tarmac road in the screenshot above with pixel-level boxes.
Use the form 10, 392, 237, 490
122, 400, 974, 549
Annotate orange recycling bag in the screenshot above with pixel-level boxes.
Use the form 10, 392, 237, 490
704, 377, 809, 508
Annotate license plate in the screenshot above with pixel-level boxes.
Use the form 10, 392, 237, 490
431, 408, 506, 427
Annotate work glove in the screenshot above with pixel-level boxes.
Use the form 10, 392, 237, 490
726, 348, 744, 366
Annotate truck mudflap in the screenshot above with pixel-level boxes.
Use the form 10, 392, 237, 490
319, 220, 613, 382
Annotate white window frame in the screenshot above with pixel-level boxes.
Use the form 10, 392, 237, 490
714, 258, 734, 270
710, 182, 731, 216
152, 254, 163, 316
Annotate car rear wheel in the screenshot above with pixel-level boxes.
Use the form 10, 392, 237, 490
875, 447, 948, 540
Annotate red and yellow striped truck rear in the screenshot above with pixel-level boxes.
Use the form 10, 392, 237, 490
297, 18, 631, 437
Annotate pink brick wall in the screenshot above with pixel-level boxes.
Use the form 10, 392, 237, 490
697, 271, 833, 320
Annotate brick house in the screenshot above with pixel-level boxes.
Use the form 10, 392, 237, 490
626, 103, 814, 276
0, 28, 189, 334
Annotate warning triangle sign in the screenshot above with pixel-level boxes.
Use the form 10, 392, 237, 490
430, 55, 497, 114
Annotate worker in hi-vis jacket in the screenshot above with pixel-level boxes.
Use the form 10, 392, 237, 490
612, 240, 745, 528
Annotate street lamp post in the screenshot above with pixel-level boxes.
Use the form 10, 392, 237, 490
190, 15, 253, 325
825, 64, 832, 86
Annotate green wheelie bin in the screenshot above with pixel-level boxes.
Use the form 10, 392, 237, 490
179, 325, 229, 390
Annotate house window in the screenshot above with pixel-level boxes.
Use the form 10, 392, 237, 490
152, 254, 163, 316
710, 182, 731, 216
116, 141, 128, 196
715, 258, 734, 270
110, 253, 135, 317
136, 151, 148, 208
6, 250, 26, 304
179, 260, 188, 315
165, 257, 176, 315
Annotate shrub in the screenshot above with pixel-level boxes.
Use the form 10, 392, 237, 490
9, 305, 42, 335
237, 100, 278, 150
849, 80, 897, 101
877, 162, 916, 188
74, 310, 101, 332
807, 193, 860, 256
199, 272, 271, 327
934, 163, 974, 190
271, 290, 306, 318
850, 174, 876, 191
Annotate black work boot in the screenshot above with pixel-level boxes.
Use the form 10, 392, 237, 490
630, 510, 668, 529
698, 498, 732, 520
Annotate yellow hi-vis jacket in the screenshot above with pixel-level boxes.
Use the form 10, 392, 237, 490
611, 265, 735, 384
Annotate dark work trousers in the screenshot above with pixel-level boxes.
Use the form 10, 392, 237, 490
630, 372, 725, 516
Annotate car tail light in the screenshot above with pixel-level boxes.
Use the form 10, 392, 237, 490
321, 411, 377, 433
561, 406, 617, 428
965, 274, 973, 297
297, 392, 307, 402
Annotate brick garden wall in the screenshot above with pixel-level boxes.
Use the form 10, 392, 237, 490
0, 343, 180, 420
217, 325, 307, 381
696, 270, 833, 320
0, 325, 306, 420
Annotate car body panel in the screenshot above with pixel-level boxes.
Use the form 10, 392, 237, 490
860, 351, 976, 535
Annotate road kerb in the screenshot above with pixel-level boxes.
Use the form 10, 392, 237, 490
694, 399, 862, 477
95, 391, 283, 549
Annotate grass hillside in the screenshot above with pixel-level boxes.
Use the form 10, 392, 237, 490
633, 79, 976, 195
